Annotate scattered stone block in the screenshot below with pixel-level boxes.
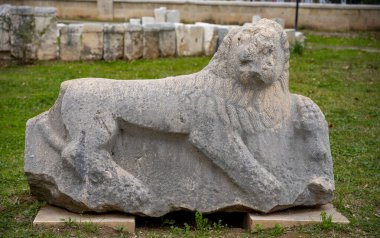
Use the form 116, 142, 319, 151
0, 4, 11, 60
158, 23, 176, 57
103, 23, 124, 61
97, 0, 113, 20
295, 31, 305, 45
81, 23, 104, 60
245, 204, 349, 229
124, 23, 143, 60
129, 18, 141, 25
154, 7, 167, 23
252, 15, 261, 24
166, 10, 180, 23
272, 18, 285, 28
175, 23, 203, 56
284, 29, 296, 45
143, 24, 160, 59
60, 24, 82, 61
9, 6, 37, 61
142, 16, 155, 26
215, 25, 229, 50
34, 7, 57, 60
34, 205, 135, 233
196, 22, 218, 56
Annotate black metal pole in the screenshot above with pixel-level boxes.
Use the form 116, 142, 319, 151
295, 0, 299, 31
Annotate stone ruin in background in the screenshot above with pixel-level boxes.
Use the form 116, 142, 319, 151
0, 4, 305, 62
25, 19, 334, 216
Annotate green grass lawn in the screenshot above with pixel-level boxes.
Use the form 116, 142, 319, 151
0, 33, 379, 237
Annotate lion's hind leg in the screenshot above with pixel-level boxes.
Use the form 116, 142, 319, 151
61, 111, 151, 210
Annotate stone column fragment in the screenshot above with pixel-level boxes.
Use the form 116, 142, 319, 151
142, 17, 155, 26
285, 29, 296, 45
0, 4, 11, 60
175, 24, 203, 56
124, 23, 143, 60
154, 7, 166, 23
9, 6, 36, 61
34, 7, 57, 60
196, 23, 218, 56
158, 23, 176, 57
103, 24, 124, 61
166, 10, 180, 23
215, 25, 239, 50
143, 24, 160, 59
60, 24, 83, 61
81, 23, 104, 60
9, 6, 57, 61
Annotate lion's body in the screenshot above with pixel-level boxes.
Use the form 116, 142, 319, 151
25, 19, 334, 215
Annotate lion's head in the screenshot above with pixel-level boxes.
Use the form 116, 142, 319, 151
206, 19, 290, 91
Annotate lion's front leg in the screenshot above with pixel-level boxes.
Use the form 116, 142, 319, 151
188, 96, 284, 205
190, 127, 283, 199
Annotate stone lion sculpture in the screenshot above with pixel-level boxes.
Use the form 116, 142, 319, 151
25, 19, 334, 216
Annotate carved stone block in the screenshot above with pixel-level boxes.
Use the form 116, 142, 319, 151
124, 23, 143, 60
104, 24, 124, 61
81, 23, 103, 60
25, 19, 334, 217
158, 23, 176, 57
143, 24, 160, 59
60, 24, 82, 61
175, 23, 203, 56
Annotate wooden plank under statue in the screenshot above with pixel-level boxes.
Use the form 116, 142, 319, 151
25, 19, 335, 218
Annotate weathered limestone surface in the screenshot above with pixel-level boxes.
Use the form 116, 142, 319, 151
8, 6, 57, 61
175, 23, 203, 56
142, 16, 155, 26
104, 24, 124, 61
143, 24, 160, 59
9, 6, 36, 60
158, 23, 176, 57
60, 24, 82, 61
196, 22, 218, 56
0, 4, 11, 60
124, 23, 143, 60
154, 7, 166, 23
166, 9, 180, 23
81, 23, 103, 60
285, 29, 296, 45
34, 7, 57, 60
25, 19, 334, 217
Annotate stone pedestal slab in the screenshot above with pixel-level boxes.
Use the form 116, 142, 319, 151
245, 204, 349, 229
34, 205, 135, 233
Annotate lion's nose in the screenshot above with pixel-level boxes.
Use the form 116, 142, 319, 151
238, 47, 254, 63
